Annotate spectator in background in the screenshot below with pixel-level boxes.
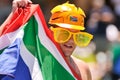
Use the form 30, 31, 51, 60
86, 0, 115, 52
111, 0, 120, 17
106, 24, 120, 80
86, 0, 115, 36
111, 0, 120, 29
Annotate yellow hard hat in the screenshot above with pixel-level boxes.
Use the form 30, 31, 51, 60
49, 2, 86, 30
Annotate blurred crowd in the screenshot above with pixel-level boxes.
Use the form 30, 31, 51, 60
0, 0, 120, 80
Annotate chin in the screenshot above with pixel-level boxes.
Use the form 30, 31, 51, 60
62, 50, 73, 57
59, 43, 76, 57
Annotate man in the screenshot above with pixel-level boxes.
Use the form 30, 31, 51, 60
48, 2, 93, 80
2, 0, 93, 80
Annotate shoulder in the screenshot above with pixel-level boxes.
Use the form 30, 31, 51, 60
71, 56, 89, 69
71, 56, 92, 80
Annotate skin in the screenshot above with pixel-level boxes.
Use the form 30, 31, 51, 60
12, 0, 32, 12
58, 28, 79, 59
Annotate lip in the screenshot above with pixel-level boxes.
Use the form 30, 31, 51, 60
64, 44, 73, 48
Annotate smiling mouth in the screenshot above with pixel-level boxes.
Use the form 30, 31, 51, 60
64, 44, 73, 48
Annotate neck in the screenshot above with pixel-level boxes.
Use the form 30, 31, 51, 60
65, 56, 72, 65
66, 56, 82, 79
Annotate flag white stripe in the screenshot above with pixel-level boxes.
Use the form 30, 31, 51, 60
34, 12, 74, 77
0, 30, 19, 49
20, 41, 43, 80
0, 25, 25, 50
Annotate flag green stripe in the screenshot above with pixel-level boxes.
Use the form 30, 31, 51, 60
23, 16, 75, 80
0, 48, 6, 54
23, 16, 38, 57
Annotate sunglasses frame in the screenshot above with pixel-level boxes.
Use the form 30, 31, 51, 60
50, 27, 93, 47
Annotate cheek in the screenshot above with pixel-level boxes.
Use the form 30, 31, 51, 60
59, 43, 64, 50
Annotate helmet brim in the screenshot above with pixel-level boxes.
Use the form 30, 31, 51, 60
53, 23, 85, 30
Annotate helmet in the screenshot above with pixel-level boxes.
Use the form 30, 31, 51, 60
49, 2, 86, 30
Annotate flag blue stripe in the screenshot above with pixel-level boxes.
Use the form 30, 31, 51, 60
0, 39, 32, 80
0, 39, 20, 77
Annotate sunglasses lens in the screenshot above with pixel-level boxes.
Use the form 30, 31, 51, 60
51, 27, 93, 46
54, 29, 70, 43
74, 33, 92, 47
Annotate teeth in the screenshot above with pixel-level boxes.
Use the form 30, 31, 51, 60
67, 45, 71, 47
64, 44, 72, 48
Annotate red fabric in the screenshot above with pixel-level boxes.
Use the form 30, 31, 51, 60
0, 4, 39, 36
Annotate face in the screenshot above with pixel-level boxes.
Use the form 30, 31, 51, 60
51, 25, 93, 58
51, 26, 93, 57
59, 37, 76, 57
58, 28, 79, 57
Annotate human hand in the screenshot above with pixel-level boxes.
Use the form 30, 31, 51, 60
12, 0, 32, 12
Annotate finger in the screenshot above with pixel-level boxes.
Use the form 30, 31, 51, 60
28, 0, 32, 4
19, 0, 32, 7
18, 2, 26, 8
12, 0, 19, 12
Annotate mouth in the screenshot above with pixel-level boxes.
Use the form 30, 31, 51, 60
59, 43, 75, 56
64, 44, 73, 48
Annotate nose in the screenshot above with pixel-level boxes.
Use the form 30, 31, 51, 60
67, 35, 74, 43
